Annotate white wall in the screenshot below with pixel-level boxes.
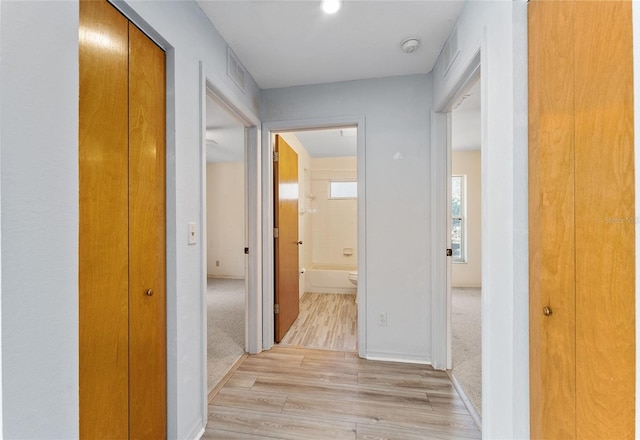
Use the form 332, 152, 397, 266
1, 2, 79, 438
452, 110, 481, 151
278, 133, 312, 298
301, 167, 313, 276
310, 157, 358, 267
451, 151, 481, 288
432, 1, 529, 438
262, 74, 433, 362
206, 162, 245, 279
0, 1, 261, 438
0, 0, 3, 431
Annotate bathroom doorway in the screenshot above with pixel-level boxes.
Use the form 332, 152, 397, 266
204, 91, 248, 396
266, 124, 361, 352
449, 77, 482, 422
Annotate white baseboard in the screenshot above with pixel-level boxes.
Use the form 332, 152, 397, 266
451, 284, 482, 289
187, 423, 205, 440
365, 351, 431, 365
448, 370, 482, 430
305, 288, 356, 294
207, 275, 245, 280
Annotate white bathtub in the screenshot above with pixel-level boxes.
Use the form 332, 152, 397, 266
305, 264, 357, 294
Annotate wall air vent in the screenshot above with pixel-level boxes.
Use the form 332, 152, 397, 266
442, 25, 460, 77
227, 47, 246, 92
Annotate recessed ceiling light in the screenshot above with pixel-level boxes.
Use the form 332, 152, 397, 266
400, 37, 421, 54
321, 0, 341, 14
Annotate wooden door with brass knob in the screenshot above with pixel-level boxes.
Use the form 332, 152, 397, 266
79, 0, 166, 437
529, 1, 634, 438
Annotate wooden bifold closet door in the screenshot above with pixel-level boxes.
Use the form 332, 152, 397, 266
529, 1, 635, 439
79, 0, 166, 438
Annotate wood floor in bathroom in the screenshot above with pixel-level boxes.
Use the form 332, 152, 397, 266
279, 292, 357, 352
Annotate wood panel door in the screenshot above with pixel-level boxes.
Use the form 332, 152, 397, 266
128, 22, 167, 439
79, 1, 166, 438
529, 2, 635, 439
573, 4, 635, 437
79, 1, 130, 436
274, 135, 300, 342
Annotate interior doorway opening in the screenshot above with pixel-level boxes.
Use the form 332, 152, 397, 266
449, 77, 482, 422
430, 51, 482, 431
204, 90, 249, 396
261, 117, 366, 357
273, 127, 359, 352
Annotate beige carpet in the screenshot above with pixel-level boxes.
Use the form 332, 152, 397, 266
452, 287, 482, 416
207, 278, 245, 394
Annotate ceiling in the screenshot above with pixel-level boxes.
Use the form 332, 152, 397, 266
206, 82, 480, 160
197, 0, 465, 89
291, 127, 357, 158
201, 1, 474, 157
452, 79, 480, 151
206, 95, 246, 162
206, 97, 358, 161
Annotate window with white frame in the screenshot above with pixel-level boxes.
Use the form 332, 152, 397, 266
451, 175, 466, 263
329, 181, 357, 199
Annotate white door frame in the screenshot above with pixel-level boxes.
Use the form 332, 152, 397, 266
198, 64, 262, 423
430, 51, 481, 371
261, 116, 367, 358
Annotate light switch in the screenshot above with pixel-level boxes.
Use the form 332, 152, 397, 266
188, 222, 197, 245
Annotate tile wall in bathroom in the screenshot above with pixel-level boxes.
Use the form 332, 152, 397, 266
310, 157, 358, 266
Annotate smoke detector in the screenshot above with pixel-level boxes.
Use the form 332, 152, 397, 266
400, 37, 420, 54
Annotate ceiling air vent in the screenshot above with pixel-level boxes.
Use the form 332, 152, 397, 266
442, 26, 460, 76
227, 47, 246, 92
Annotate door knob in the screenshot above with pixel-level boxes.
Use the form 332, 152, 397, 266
146, 289, 154, 296
297, 241, 303, 245
543, 306, 552, 317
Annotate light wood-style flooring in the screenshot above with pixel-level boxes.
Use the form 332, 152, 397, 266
279, 293, 357, 352
203, 346, 481, 439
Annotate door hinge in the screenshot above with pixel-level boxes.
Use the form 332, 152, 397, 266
446, 248, 453, 257
273, 227, 279, 238
274, 304, 280, 314
273, 151, 279, 162
244, 247, 249, 255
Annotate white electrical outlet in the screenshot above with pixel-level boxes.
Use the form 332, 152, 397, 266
378, 312, 387, 326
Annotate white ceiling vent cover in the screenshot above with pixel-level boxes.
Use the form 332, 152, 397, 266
442, 26, 460, 76
227, 48, 246, 92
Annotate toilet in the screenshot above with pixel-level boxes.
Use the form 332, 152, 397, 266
348, 271, 358, 286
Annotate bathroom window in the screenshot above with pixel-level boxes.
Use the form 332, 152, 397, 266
329, 181, 357, 199
452, 175, 466, 263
